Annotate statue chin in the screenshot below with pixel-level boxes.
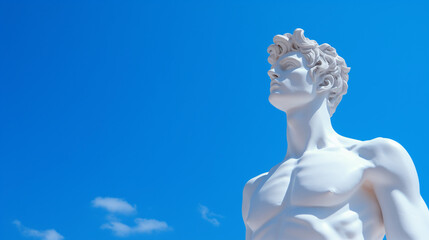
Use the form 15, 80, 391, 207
268, 93, 318, 114
268, 94, 287, 112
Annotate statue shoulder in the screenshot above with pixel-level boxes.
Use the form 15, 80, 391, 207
358, 137, 409, 162
357, 137, 416, 186
242, 172, 268, 221
243, 172, 268, 200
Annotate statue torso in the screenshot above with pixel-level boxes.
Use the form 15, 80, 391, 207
243, 146, 386, 240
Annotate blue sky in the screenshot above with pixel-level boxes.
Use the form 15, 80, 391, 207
0, 1, 428, 240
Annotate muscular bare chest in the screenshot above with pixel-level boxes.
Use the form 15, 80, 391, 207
246, 149, 371, 230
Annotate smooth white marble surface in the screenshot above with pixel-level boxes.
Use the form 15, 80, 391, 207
242, 29, 429, 240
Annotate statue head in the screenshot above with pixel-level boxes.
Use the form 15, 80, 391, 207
267, 28, 350, 116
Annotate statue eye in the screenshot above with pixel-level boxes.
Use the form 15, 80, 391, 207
281, 62, 299, 71
279, 58, 300, 71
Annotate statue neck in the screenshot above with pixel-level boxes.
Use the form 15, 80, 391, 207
285, 99, 339, 159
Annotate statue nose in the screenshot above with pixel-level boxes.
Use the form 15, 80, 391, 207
268, 70, 279, 80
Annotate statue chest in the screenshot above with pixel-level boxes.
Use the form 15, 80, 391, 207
247, 150, 370, 230
289, 150, 369, 207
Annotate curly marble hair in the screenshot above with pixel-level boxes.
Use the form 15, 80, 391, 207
267, 28, 350, 116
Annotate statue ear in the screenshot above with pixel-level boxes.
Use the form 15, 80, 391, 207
317, 75, 334, 93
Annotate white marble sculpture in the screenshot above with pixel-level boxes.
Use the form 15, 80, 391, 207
242, 28, 429, 240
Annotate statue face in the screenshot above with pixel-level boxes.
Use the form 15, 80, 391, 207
268, 51, 319, 112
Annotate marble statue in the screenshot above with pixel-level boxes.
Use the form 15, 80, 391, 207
242, 28, 429, 240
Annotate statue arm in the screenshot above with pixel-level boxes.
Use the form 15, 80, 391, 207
368, 138, 429, 240
245, 225, 253, 240
242, 179, 255, 240
242, 173, 267, 240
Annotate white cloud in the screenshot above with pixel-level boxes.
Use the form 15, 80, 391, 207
101, 218, 169, 237
101, 221, 131, 237
92, 197, 170, 237
92, 197, 136, 214
13, 220, 64, 240
198, 204, 222, 226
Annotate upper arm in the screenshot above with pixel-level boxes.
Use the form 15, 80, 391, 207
242, 173, 267, 222
242, 172, 267, 240
366, 138, 429, 240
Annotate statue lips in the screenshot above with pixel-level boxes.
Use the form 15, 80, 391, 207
270, 80, 281, 91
